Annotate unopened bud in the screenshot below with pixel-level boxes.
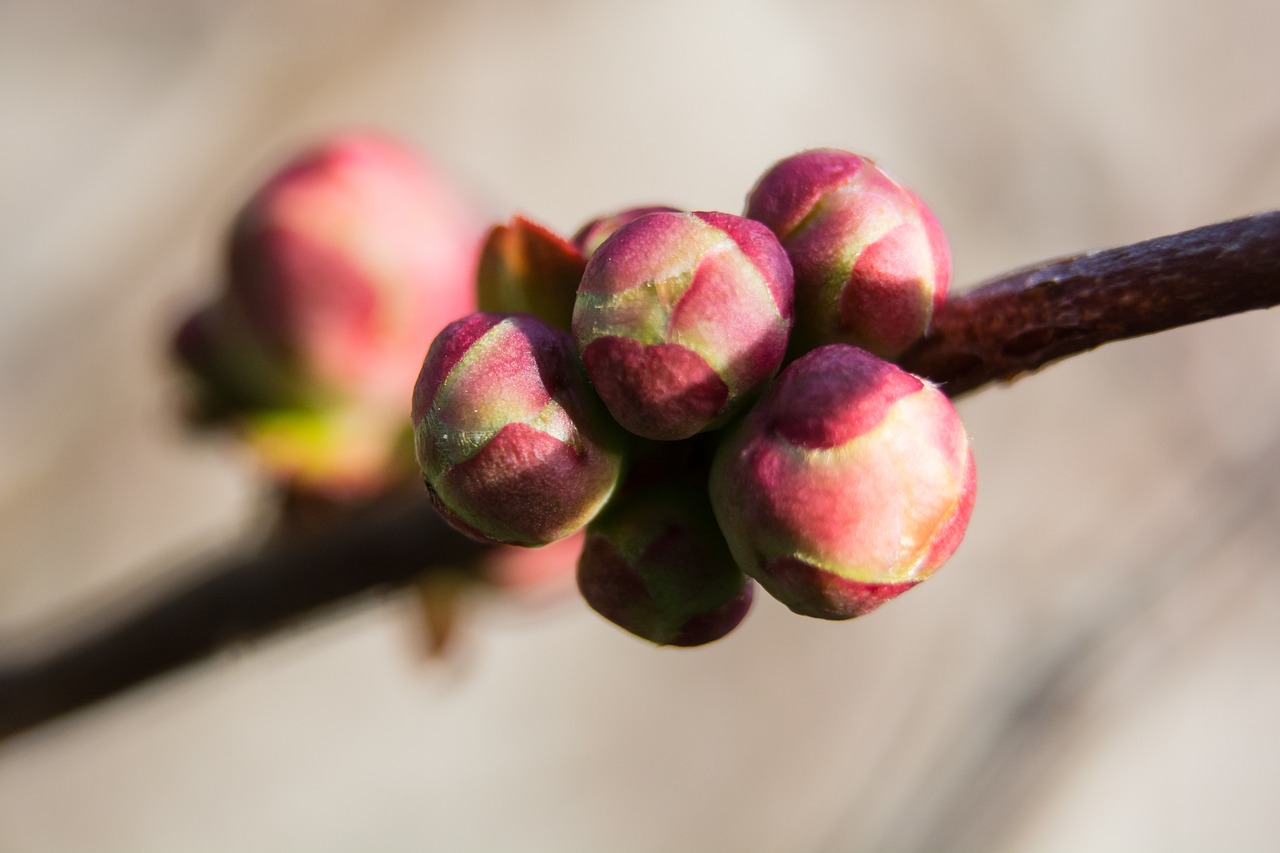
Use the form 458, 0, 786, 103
710, 345, 975, 620
227, 131, 482, 413
745, 149, 950, 359
578, 483, 752, 646
573, 210, 794, 441
413, 313, 626, 546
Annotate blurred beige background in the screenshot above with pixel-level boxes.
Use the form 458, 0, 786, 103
1, 0, 1279, 850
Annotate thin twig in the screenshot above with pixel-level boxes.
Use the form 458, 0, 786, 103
0, 212, 1277, 742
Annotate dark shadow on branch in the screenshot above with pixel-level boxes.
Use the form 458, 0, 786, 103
0, 211, 1277, 742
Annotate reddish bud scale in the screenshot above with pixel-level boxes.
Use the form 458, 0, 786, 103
413, 313, 626, 546
745, 148, 950, 359
572, 210, 794, 441
578, 484, 753, 646
710, 345, 975, 620
476, 216, 587, 332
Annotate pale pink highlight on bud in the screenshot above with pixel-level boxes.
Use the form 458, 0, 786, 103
710, 345, 975, 620
745, 149, 950, 359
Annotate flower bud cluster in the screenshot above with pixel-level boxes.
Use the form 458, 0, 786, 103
174, 133, 628, 651
413, 150, 976, 645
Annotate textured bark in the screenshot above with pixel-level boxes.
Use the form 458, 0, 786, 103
900, 212, 1280, 395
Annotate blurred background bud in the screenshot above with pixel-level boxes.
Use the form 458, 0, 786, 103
711, 345, 975, 620
578, 482, 752, 646
173, 131, 484, 497
171, 303, 312, 419
224, 131, 483, 411
745, 149, 950, 359
476, 215, 586, 332
572, 210, 794, 440
473, 530, 586, 592
413, 313, 626, 546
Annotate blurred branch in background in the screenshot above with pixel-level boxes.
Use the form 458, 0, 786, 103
0, 488, 489, 741
0, 211, 1277, 741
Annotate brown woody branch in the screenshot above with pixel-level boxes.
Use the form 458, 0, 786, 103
899, 211, 1280, 393
0, 211, 1277, 741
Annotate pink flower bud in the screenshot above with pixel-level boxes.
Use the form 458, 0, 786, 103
745, 149, 950, 359
413, 313, 626, 546
227, 131, 483, 415
709, 345, 975, 620
476, 215, 587, 332
571, 205, 682, 258
572, 210, 794, 441
578, 483, 752, 646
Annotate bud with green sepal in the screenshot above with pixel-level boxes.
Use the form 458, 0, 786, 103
476, 215, 587, 332
578, 482, 753, 646
745, 149, 950, 360
572, 210, 794, 441
413, 312, 627, 546
710, 344, 975, 620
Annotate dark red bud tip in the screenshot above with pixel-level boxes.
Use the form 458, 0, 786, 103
437, 423, 610, 546
762, 557, 916, 620
664, 583, 754, 646
744, 148, 868, 239
768, 345, 923, 449
581, 338, 729, 441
